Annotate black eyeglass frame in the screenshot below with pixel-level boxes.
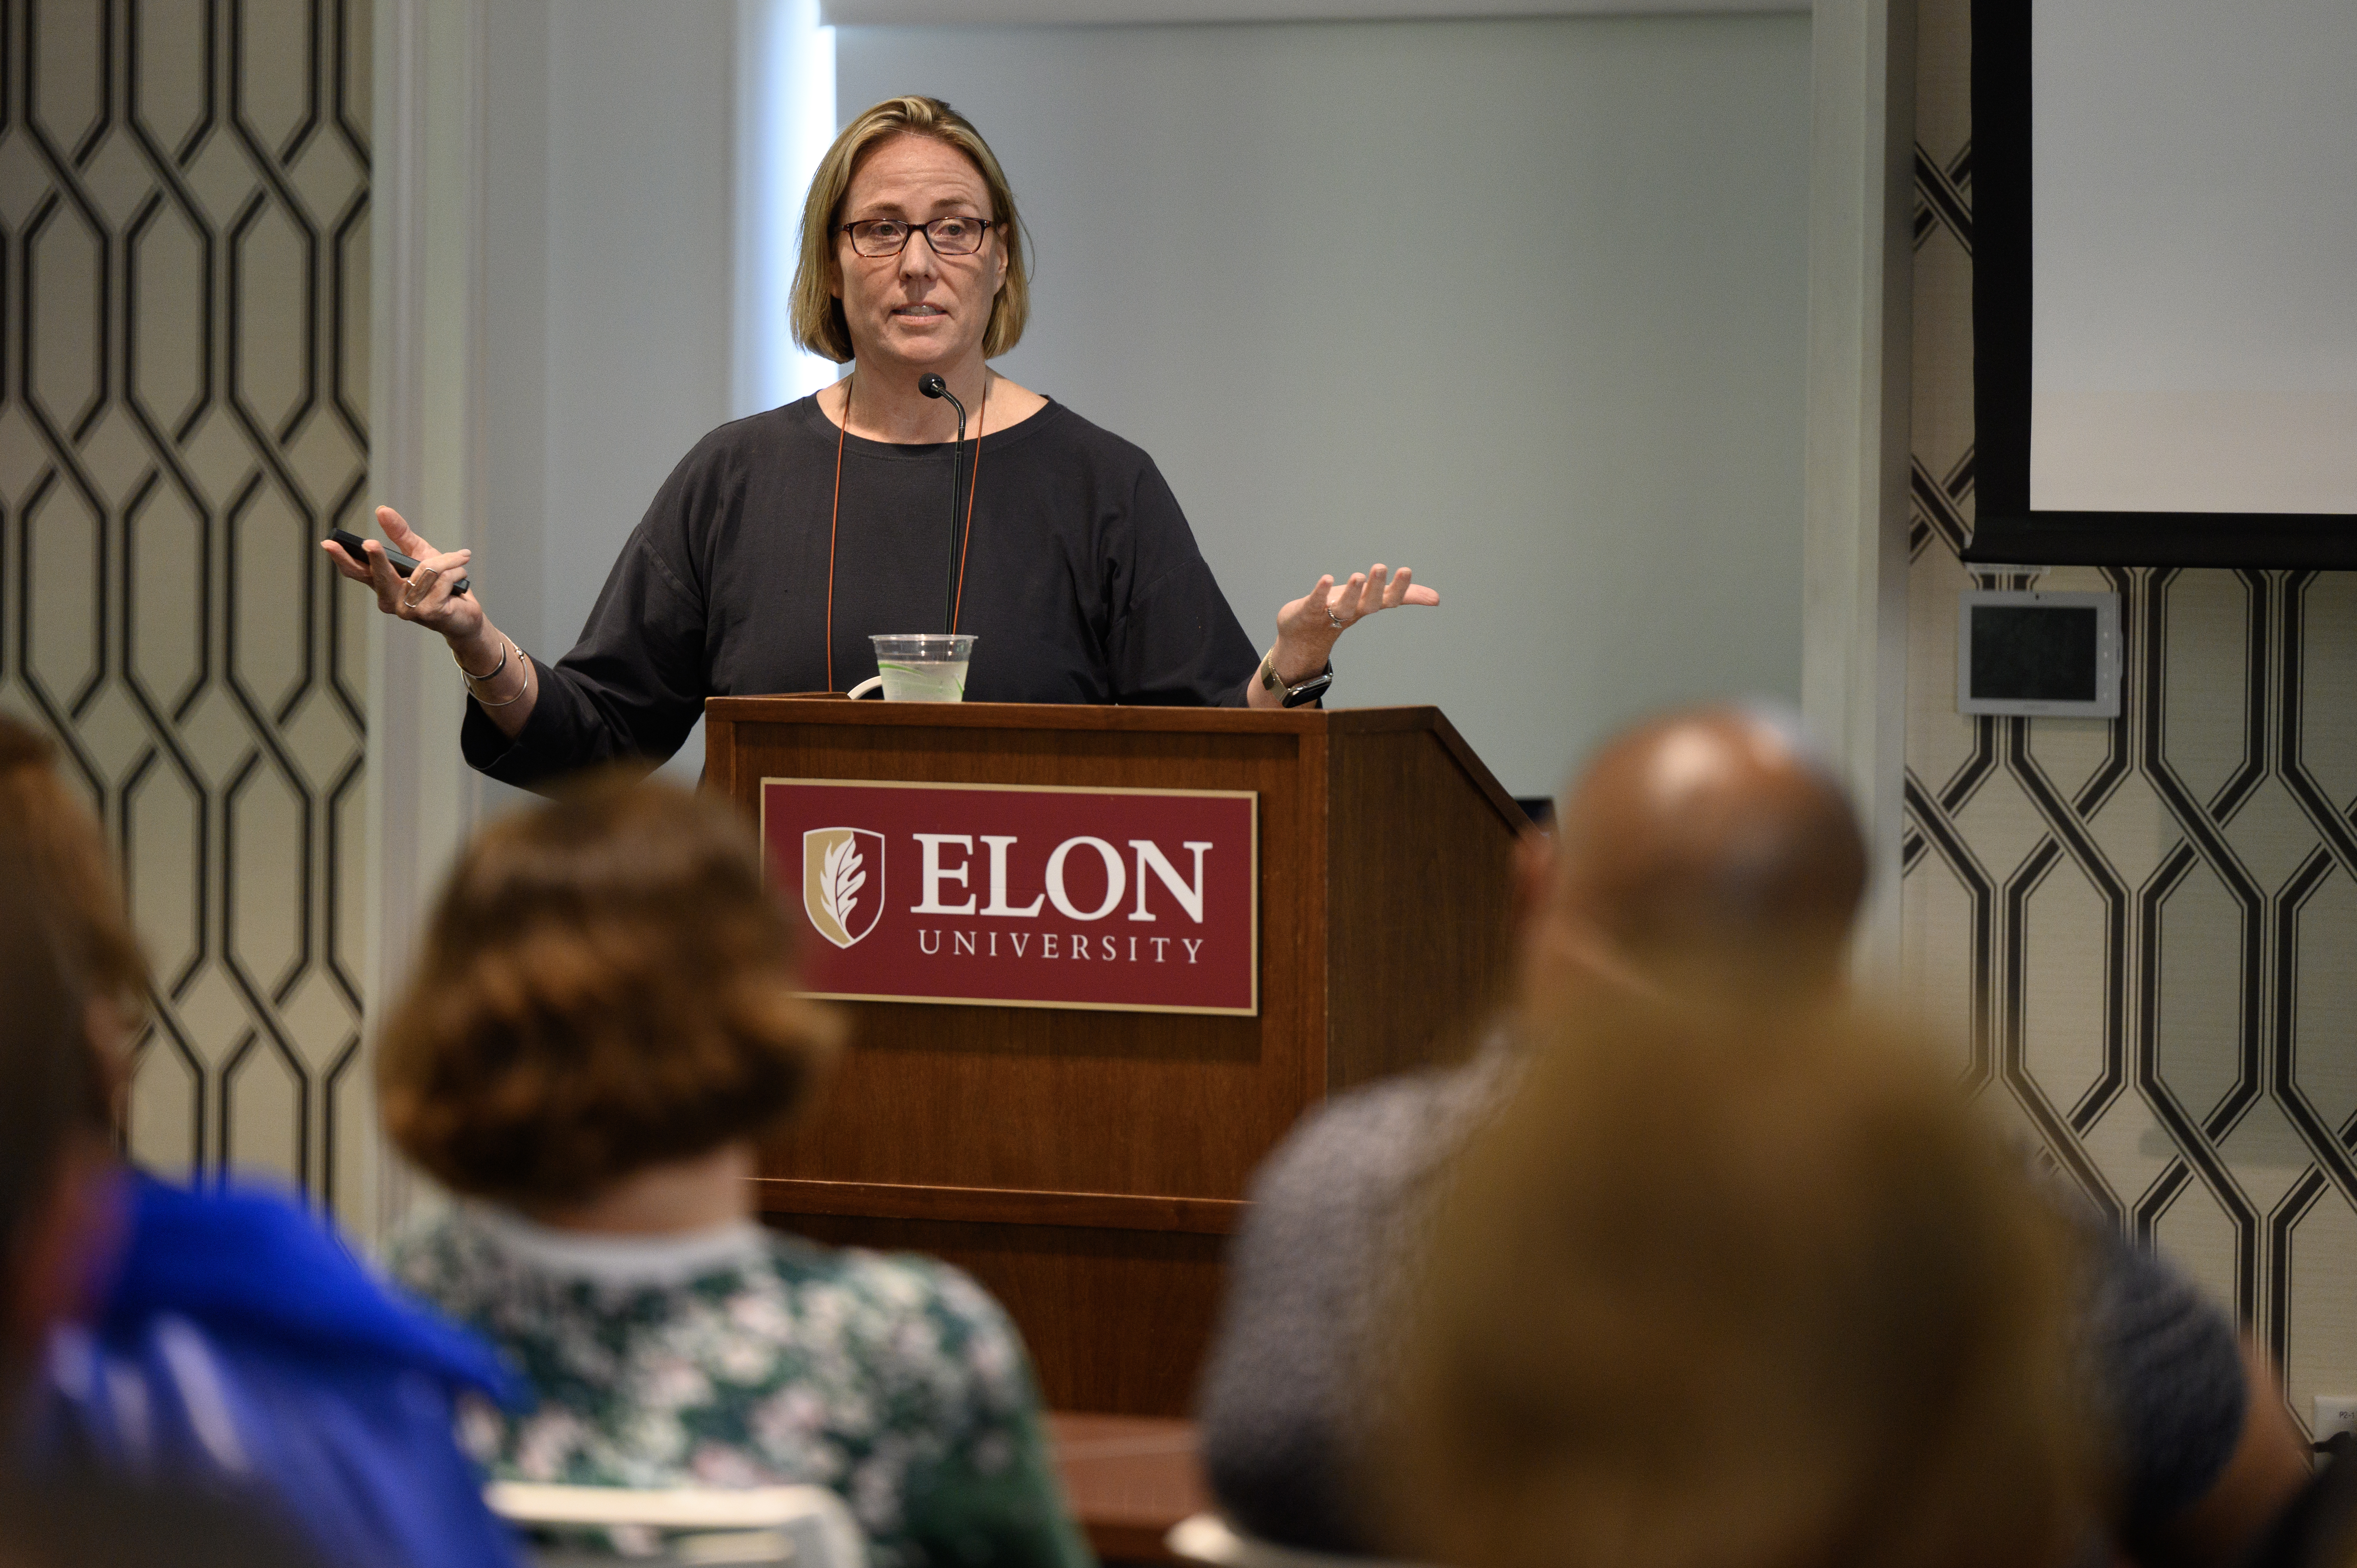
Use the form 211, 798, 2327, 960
838, 216, 998, 258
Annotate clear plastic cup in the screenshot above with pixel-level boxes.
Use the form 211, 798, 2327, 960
848, 634, 976, 701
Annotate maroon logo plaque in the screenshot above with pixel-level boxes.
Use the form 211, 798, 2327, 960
761, 778, 1259, 1015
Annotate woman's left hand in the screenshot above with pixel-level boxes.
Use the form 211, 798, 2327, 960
1254, 563, 1441, 704
1281, 563, 1440, 663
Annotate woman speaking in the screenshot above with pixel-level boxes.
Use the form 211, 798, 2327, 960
328, 96, 1437, 791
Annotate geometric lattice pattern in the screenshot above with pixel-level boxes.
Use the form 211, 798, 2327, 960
0, 0, 372, 1218
1901, 0, 2357, 1436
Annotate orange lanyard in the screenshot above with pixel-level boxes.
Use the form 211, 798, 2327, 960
824, 373, 988, 691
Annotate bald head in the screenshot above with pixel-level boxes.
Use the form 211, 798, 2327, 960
1536, 707, 1865, 1001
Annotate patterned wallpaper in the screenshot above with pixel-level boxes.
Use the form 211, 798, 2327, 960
1901, 0, 2357, 1433
0, 0, 373, 1216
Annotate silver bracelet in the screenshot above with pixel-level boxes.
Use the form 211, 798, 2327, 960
459, 639, 532, 708
451, 639, 508, 685
473, 649, 532, 709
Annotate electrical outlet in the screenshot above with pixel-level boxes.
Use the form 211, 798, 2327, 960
2312, 1395, 2357, 1442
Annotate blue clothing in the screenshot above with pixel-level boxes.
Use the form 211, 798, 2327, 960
32, 1176, 520, 1568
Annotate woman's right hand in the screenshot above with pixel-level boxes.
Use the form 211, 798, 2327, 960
326, 505, 540, 737
322, 506, 484, 643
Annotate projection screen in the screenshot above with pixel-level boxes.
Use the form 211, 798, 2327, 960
1970, 0, 2357, 566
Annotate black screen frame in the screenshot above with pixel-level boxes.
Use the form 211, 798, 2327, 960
1968, 0, 2357, 569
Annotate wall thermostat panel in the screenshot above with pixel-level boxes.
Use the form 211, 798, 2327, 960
1956, 590, 2121, 718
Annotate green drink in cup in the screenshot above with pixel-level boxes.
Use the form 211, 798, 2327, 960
848, 634, 976, 702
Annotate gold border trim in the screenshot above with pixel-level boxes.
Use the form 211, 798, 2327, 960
799, 989, 1257, 1018
761, 775, 1258, 800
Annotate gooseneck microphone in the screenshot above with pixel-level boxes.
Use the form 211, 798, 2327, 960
919, 373, 967, 632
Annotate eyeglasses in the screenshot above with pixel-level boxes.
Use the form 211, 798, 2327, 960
839, 216, 996, 258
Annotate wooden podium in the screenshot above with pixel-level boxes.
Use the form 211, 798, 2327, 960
705, 698, 1524, 1416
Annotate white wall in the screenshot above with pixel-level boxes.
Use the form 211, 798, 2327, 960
467, 8, 1814, 801
369, 0, 1908, 1239
837, 16, 1814, 794
826, 0, 1796, 19
479, 0, 739, 791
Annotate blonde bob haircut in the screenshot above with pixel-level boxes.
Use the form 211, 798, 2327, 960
1378, 985, 2101, 1568
790, 96, 1030, 364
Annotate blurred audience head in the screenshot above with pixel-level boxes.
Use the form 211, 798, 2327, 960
0, 876, 98, 1397
0, 717, 130, 1398
1379, 984, 2096, 1568
378, 773, 842, 1209
1522, 704, 1866, 1007
0, 718, 151, 1039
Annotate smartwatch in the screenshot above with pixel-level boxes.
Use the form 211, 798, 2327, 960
1280, 662, 1334, 709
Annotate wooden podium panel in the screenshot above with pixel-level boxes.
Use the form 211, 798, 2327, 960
705, 699, 1521, 1414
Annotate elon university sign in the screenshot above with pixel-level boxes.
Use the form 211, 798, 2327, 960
759, 778, 1259, 1016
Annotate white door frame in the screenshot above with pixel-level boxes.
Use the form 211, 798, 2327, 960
1801, 0, 1917, 981
363, 0, 493, 1243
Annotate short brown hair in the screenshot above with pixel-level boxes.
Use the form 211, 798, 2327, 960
1379, 988, 2098, 1568
377, 775, 842, 1206
0, 716, 150, 1023
790, 96, 1030, 364
0, 873, 98, 1392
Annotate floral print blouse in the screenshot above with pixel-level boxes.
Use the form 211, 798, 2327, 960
387, 1206, 1093, 1568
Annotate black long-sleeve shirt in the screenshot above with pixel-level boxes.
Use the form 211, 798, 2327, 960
463, 395, 1261, 792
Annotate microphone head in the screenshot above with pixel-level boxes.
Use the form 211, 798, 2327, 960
918, 374, 947, 399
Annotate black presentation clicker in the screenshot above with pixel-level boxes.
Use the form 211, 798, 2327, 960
325, 529, 471, 599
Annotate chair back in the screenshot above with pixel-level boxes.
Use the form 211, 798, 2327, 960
485, 1481, 865, 1568
1166, 1512, 1434, 1568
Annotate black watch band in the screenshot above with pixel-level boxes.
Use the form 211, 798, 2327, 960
1280, 662, 1334, 708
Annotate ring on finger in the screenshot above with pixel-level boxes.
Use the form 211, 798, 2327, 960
1328, 610, 1347, 630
